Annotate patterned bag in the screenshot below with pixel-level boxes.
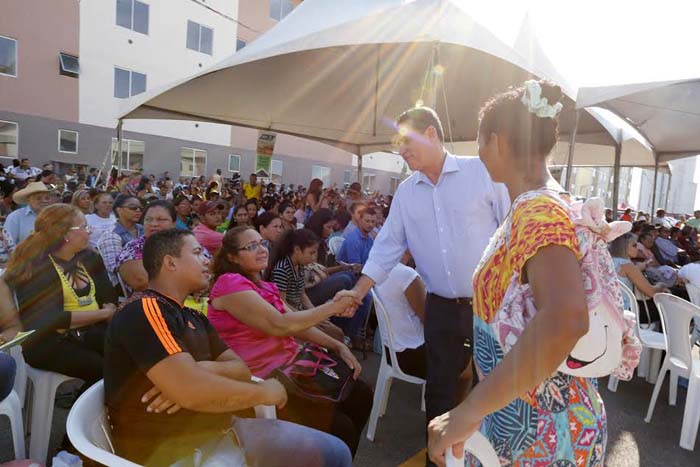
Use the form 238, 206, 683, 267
503, 192, 641, 380
272, 343, 356, 403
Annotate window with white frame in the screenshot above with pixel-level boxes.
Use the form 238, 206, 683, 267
271, 159, 283, 185
181, 148, 207, 177
59, 53, 79, 78
116, 0, 149, 34
114, 66, 146, 98
269, 0, 295, 21
186, 21, 213, 55
0, 35, 17, 77
390, 176, 401, 195
362, 173, 376, 192
311, 165, 331, 186
58, 130, 78, 154
343, 170, 352, 188
111, 138, 144, 171
0, 121, 18, 159
228, 154, 241, 173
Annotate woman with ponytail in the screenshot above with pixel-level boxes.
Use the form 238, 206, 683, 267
4, 204, 117, 386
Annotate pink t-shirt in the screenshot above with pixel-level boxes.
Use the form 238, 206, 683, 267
193, 224, 223, 255
208, 273, 299, 378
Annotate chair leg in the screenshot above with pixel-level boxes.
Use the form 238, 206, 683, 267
421, 383, 426, 412
680, 374, 700, 450
380, 377, 394, 417
669, 368, 679, 406
638, 347, 650, 379
607, 376, 619, 392
647, 349, 663, 384
0, 391, 26, 459
28, 378, 61, 464
645, 360, 670, 423
366, 366, 390, 442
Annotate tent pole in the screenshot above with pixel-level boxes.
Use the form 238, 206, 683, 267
651, 156, 659, 213
117, 119, 124, 177
357, 146, 363, 185
664, 171, 672, 211
612, 136, 622, 219
564, 109, 580, 192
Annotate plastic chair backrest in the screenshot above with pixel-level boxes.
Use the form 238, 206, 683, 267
654, 293, 700, 372
66, 380, 141, 467
9, 346, 27, 403
445, 431, 500, 467
686, 282, 700, 307
328, 236, 344, 257
617, 281, 642, 341
370, 289, 406, 377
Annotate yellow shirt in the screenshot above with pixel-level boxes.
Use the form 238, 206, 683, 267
243, 183, 262, 201
50, 256, 99, 312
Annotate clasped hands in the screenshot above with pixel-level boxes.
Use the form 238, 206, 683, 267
331, 289, 364, 317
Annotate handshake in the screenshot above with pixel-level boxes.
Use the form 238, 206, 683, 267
331, 289, 365, 318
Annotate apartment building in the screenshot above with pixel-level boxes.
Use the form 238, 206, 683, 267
0, 0, 406, 193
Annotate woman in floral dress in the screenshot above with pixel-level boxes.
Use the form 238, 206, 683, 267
428, 80, 606, 466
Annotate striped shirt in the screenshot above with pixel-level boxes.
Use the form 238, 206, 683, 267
271, 256, 305, 310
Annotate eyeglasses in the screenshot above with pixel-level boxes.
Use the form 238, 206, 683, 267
237, 241, 268, 253
69, 224, 92, 233
121, 205, 143, 211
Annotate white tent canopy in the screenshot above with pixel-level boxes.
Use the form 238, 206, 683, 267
120, 0, 617, 157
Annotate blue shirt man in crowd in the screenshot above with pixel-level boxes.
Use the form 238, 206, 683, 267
336, 207, 376, 266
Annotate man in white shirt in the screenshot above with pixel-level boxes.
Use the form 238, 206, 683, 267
653, 209, 674, 229
8, 158, 41, 182
348, 107, 510, 465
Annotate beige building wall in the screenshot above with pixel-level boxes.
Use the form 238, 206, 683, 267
0, 0, 79, 122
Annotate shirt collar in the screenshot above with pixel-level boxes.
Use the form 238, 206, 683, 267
415, 151, 459, 186
24, 206, 37, 216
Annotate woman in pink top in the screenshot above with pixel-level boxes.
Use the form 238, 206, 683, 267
208, 226, 373, 458
192, 201, 224, 255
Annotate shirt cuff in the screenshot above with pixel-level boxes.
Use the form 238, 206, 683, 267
362, 260, 389, 286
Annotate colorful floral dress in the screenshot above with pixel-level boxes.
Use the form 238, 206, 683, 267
469, 191, 606, 467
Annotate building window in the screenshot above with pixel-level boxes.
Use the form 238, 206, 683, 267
362, 173, 376, 192
343, 170, 352, 188
0, 121, 18, 159
269, 0, 295, 21
236, 38, 246, 51
114, 66, 146, 98
59, 53, 79, 78
186, 20, 214, 55
0, 35, 17, 77
228, 154, 241, 173
181, 148, 207, 177
271, 159, 283, 185
111, 138, 144, 171
116, 0, 149, 35
311, 165, 331, 186
58, 130, 79, 154
390, 176, 401, 195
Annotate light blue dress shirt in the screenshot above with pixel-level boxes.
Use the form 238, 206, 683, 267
3, 206, 37, 246
362, 154, 510, 298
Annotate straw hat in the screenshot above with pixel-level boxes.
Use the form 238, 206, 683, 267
13, 182, 50, 204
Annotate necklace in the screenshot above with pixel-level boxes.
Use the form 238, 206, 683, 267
49, 255, 95, 307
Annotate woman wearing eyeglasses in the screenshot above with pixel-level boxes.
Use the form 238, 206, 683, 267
96, 194, 145, 288
4, 204, 117, 386
208, 226, 373, 458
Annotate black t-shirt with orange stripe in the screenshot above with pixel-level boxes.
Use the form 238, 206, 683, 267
104, 290, 231, 466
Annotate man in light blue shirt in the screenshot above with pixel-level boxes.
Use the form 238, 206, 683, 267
348, 108, 509, 465
337, 207, 375, 264
3, 182, 52, 247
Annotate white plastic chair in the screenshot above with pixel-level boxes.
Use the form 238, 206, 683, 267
684, 282, 700, 346
0, 389, 25, 459
67, 378, 277, 467
607, 282, 666, 392
366, 290, 426, 442
645, 293, 700, 450
445, 431, 500, 467
328, 236, 344, 257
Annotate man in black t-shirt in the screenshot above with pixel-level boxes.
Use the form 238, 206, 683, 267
104, 229, 351, 466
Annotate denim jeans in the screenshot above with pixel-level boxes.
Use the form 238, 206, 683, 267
0, 351, 16, 401
306, 271, 370, 339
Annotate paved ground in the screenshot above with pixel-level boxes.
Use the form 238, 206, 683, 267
1, 351, 698, 466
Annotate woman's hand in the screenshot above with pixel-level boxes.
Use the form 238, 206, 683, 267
427, 405, 482, 467
101, 303, 117, 320
335, 344, 362, 379
332, 290, 362, 316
